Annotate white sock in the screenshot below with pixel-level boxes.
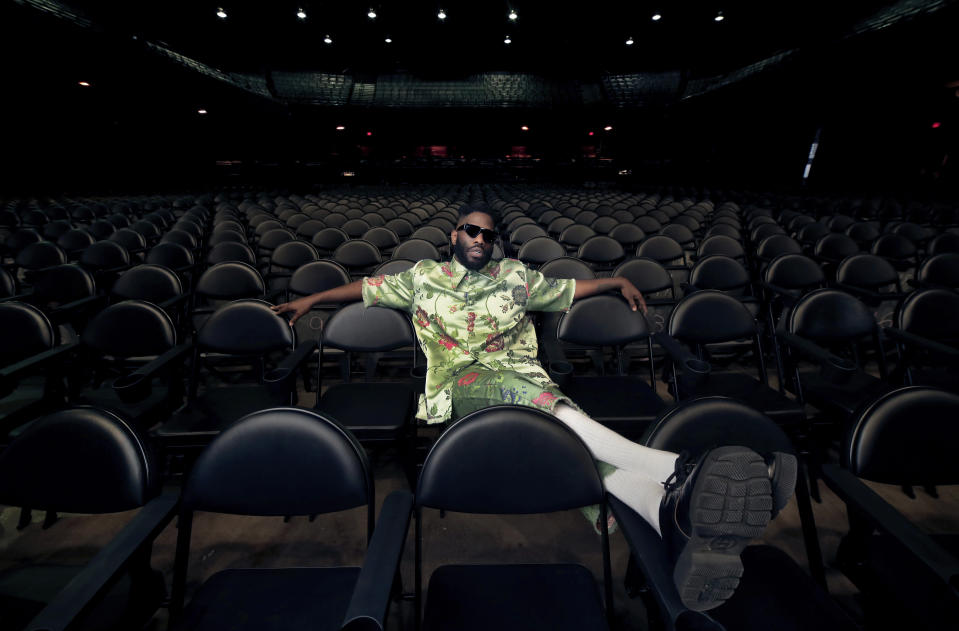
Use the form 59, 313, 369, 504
604, 468, 666, 536
552, 403, 678, 484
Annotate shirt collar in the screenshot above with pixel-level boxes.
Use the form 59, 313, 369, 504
448, 255, 497, 287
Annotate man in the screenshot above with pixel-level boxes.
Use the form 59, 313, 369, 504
273, 205, 796, 611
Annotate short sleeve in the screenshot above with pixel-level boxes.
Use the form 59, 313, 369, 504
361, 270, 415, 312
525, 267, 576, 312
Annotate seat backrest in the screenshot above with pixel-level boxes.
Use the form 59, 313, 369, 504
688, 255, 750, 293
697, 235, 745, 260
198, 299, 294, 354
843, 386, 959, 485
645, 396, 794, 456
288, 260, 352, 296
207, 241, 256, 265
576, 235, 625, 264
112, 264, 183, 303
183, 407, 371, 517
786, 288, 876, 341
836, 253, 899, 290
539, 256, 596, 280
0, 406, 157, 512
80, 240, 130, 270
0, 301, 57, 365
763, 253, 824, 291
323, 302, 414, 351
362, 227, 400, 250
83, 300, 177, 358
15, 240, 68, 270
871, 233, 917, 261
637, 235, 684, 266
917, 253, 959, 289
756, 234, 801, 260
33, 263, 96, 303
416, 406, 604, 514
613, 257, 673, 295
517, 236, 566, 266
146, 242, 194, 270
896, 288, 959, 341
558, 294, 650, 346
195, 262, 265, 299
0, 267, 16, 298
270, 240, 319, 271
669, 290, 756, 343
608, 223, 646, 247
660, 224, 695, 247
392, 238, 441, 262
334, 239, 383, 268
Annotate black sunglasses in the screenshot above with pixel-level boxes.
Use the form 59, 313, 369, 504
457, 223, 498, 242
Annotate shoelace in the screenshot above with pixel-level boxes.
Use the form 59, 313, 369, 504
662, 450, 693, 492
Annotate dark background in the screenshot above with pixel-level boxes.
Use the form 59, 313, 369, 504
1, 0, 956, 196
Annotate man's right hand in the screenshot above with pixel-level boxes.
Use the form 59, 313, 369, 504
271, 297, 314, 325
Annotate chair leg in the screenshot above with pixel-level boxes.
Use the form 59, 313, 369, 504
795, 465, 827, 588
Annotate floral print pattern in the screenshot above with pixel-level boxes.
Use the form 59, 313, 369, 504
361, 256, 576, 423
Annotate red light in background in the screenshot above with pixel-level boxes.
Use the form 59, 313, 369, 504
588, 131, 595, 136
367, 131, 373, 136
932, 122, 942, 129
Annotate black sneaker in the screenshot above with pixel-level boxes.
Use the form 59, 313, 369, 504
659, 446, 774, 611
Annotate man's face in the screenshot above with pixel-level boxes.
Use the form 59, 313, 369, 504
451, 212, 496, 271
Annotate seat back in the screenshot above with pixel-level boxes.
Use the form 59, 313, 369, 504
195, 261, 265, 301
843, 386, 959, 485
539, 256, 596, 280
896, 288, 959, 342
323, 303, 414, 352
206, 241, 256, 265
687, 255, 751, 294
0, 301, 57, 366
786, 288, 876, 342
392, 238, 441, 262
645, 396, 794, 456
669, 290, 756, 344
763, 253, 824, 292
182, 407, 371, 517
0, 406, 157, 512
836, 253, 900, 290
416, 406, 605, 514
198, 299, 294, 355
917, 252, 959, 290
112, 264, 184, 304
558, 295, 650, 347
83, 300, 177, 358
288, 259, 352, 296
517, 236, 566, 266
146, 242, 194, 270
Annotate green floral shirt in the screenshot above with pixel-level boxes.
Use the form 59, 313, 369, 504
362, 256, 576, 423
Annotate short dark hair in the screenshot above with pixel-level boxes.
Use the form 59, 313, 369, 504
456, 204, 497, 225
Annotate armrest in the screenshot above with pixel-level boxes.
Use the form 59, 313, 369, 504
111, 342, 193, 402
341, 490, 414, 631
25, 491, 180, 631
48, 294, 109, 322
821, 464, 959, 588
835, 282, 907, 304
884, 327, 959, 360
264, 338, 318, 385
609, 496, 724, 631
777, 331, 858, 382
264, 287, 287, 302
0, 342, 78, 381
157, 293, 191, 312
761, 281, 802, 307
652, 332, 711, 379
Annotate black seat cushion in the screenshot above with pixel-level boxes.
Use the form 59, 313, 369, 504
423, 564, 608, 631
316, 382, 416, 440
795, 370, 892, 419
175, 567, 359, 631
675, 373, 805, 428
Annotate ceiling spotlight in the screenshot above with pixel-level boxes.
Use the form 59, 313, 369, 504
504, 35, 512, 44
384, 37, 392, 43
437, 9, 446, 20
508, 10, 518, 20
625, 37, 634, 45
198, 109, 208, 115
521, 125, 529, 131
588, 131, 595, 136
367, 131, 373, 136
604, 126, 613, 131
368, 9, 377, 19
336, 125, 346, 130
714, 11, 724, 21
323, 35, 333, 44
77, 81, 91, 87
296, 8, 307, 19
932, 122, 942, 129
215, 7, 227, 19
651, 13, 662, 21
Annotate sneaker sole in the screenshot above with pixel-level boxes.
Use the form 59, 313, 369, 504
672, 446, 773, 611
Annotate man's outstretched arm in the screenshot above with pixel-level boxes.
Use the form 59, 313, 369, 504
573, 277, 647, 313
271, 279, 364, 324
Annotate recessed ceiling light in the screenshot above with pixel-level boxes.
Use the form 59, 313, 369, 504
604, 126, 613, 131
215, 7, 227, 19
77, 81, 91, 87
714, 11, 724, 21
198, 109, 208, 115
437, 9, 447, 20
504, 35, 512, 44
651, 13, 662, 21
384, 37, 392, 43
521, 125, 529, 131
368, 9, 377, 19
508, 10, 518, 21
296, 8, 307, 19
336, 125, 346, 130
323, 35, 333, 44
625, 37, 634, 45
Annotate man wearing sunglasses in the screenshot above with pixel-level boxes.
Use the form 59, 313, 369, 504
273, 205, 795, 612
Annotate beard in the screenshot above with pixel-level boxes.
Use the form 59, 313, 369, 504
453, 238, 493, 271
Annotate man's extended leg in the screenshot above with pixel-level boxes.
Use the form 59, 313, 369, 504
552, 403, 678, 482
